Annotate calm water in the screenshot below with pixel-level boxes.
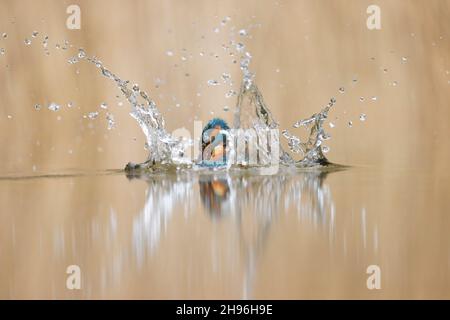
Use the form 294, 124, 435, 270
0, 166, 449, 299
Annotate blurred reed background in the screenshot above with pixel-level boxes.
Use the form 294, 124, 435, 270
0, 0, 449, 174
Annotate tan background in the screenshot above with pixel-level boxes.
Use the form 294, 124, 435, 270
1, 0, 450, 299
0, 0, 449, 174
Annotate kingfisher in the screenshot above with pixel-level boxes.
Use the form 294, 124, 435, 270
200, 118, 230, 167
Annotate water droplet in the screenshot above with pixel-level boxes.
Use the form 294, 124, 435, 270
221, 16, 231, 26
100, 102, 108, 109
68, 57, 79, 64
401, 57, 408, 63
359, 113, 367, 121
329, 122, 335, 128
275, 68, 280, 73
392, 81, 398, 86
213, 27, 220, 33
383, 68, 388, 73
106, 113, 115, 130
207, 79, 219, 86
359, 97, 365, 102
371, 96, 378, 101
0, 48, 5, 55
132, 84, 140, 91
221, 73, 231, 82
34, 104, 41, 110
42, 36, 49, 48
236, 43, 245, 52
67, 101, 74, 108
239, 29, 248, 36
78, 48, 86, 59
338, 87, 345, 93
348, 121, 353, 127
7, 115, 12, 119
166, 50, 174, 57
88, 112, 99, 120
48, 102, 60, 112
31, 31, 39, 38
225, 90, 237, 98
322, 146, 330, 153
24, 38, 31, 45
223, 106, 229, 111
1, 33, 7, 39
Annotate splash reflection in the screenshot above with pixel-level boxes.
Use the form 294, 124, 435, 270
129, 170, 340, 298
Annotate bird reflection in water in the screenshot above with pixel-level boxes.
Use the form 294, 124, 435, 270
128, 168, 340, 298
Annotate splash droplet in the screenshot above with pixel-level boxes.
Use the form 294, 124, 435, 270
359, 97, 365, 102
100, 102, 108, 109
207, 79, 219, 86
236, 43, 245, 52
359, 113, 367, 121
1, 33, 7, 39
78, 48, 86, 59
0, 48, 5, 55
24, 38, 31, 45
225, 90, 237, 98
34, 104, 41, 110
239, 29, 248, 36
106, 113, 115, 130
401, 57, 408, 63
329, 122, 335, 128
223, 106, 229, 111
348, 121, 353, 127
322, 146, 330, 153
48, 102, 60, 112
88, 112, 99, 120
338, 87, 345, 93
31, 31, 39, 38
166, 50, 174, 57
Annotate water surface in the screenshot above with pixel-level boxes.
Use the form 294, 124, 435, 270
1, 167, 448, 299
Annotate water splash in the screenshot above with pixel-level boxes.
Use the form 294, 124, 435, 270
67, 49, 190, 170
60, 27, 339, 171
281, 98, 335, 166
